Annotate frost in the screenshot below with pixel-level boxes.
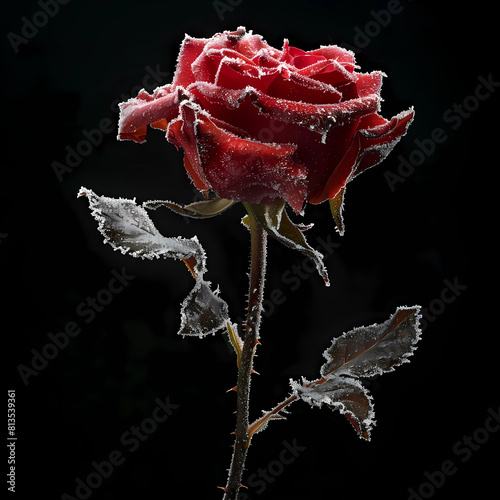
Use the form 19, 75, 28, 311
291, 376, 375, 440
246, 202, 329, 285
179, 279, 229, 338
291, 306, 422, 440
77, 187, 204, 267
321, 306, 422, 379
78, 187, 229, 337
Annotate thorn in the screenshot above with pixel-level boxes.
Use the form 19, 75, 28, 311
216, 486, 227, 492
270, 413, 287, 420
230, 430, 237, 435
253, 339, 261, 346
227, 385, 238, 393
239, 484, 248, 490
251, 369, 260, 375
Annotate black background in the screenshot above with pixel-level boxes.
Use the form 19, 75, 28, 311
2, 1, 497, 499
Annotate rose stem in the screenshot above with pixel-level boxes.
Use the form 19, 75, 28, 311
223, 207, 267, 500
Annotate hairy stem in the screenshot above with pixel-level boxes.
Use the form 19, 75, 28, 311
223, 207, 267, 500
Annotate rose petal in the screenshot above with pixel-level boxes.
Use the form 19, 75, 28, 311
266, 72, 342, 104
214, 56, 279, 92
166, 103, 212, 192
353, 108, 415, 176
248, 88, 380, 135
190, 27, 269, 84
281, 42, 327, 69
308, 107, 415, 203
187, 82, 279, 140
232, 30, 269, 59
308, 45, 356, 70
171, 102, 308, 212
354, 71, 384, 99
251, 48, 282, 69
310, 60, 357, 88
173, 35, 210, 87
118, 87, 180, 143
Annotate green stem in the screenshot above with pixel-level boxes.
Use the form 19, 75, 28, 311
222, 206, 267, 500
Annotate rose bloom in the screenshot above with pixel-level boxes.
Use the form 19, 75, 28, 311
118, 27, 413, 214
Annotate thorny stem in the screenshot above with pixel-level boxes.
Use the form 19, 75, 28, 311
222, 207, 267, 500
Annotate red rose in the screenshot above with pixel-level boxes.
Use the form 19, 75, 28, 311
118, 27, 413, 214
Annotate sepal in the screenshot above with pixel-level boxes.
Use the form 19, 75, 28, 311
244, 201, 330, 285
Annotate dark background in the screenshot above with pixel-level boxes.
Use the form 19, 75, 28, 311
2, 1, 496, 499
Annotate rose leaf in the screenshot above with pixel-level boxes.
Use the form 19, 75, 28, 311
78, 187, 229, 337
292, 306, 422, 440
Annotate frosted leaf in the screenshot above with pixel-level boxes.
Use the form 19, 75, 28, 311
321, 306, 422, 379
78, 187, 205, 270
291, 376, 375, 440
179, 280, 229, 337
78, 187, 230, 337
292, 306, 422, 440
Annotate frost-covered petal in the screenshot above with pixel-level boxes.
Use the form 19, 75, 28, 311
308, 45, 356, 69
167, 103, 212, 192
115, 28, 414, 222
170, 101, 308, 212
248, 88, 380, 135
354, 71, 384, 99
353, 108, 415, 176
118, 86, 180, 143
266, 72, 342, 105
308, 107, 415, 204
172, 35, 211, 87
214, 55, 280, 93
190, 27, 268, 84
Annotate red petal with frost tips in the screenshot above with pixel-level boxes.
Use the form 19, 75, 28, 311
116, 27, 414, 217
354, 71, 383, 99
308, 45, 356, 70
309, 108, 415, 204
248, 88, 380, 135
190, 28, 267, 84
266, 72, 342, 104
167, 104, 212, 192
172, 36, 210, 88
214, 56, 279, 93
118, 87, 179, 143
171, 101, 308, 212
